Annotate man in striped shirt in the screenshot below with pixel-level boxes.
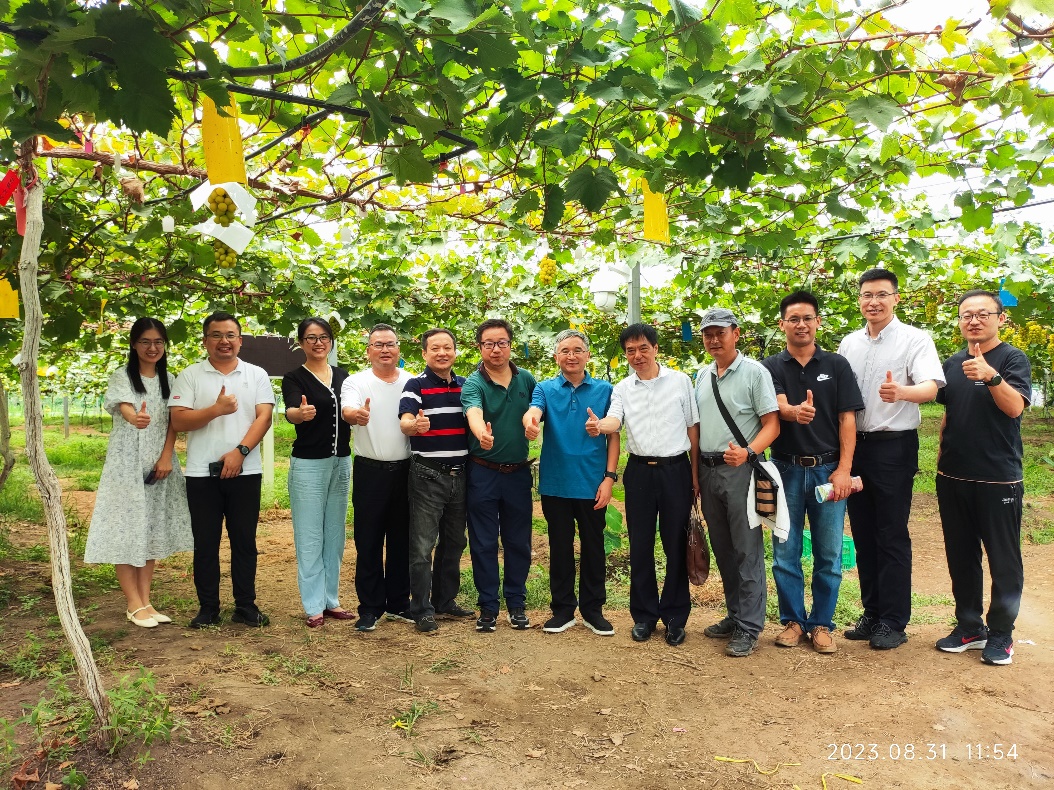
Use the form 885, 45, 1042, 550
399, 329, 474, 633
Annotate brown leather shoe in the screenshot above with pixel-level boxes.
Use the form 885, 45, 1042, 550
810, 626, 837, 654
775, 622, 805, 648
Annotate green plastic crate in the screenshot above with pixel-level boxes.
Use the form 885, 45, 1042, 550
801, 531, 857, 570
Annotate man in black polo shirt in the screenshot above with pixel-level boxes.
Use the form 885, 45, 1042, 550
399, 329, 475, 633
762, 291, 863, 654
935, 290, 1031, 666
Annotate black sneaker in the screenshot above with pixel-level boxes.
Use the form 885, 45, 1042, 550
936, 626, 988, 653
981, 631, 1014, 666
703, 617, 735, 639
386, 610, 414, 623
844, 614, 879, 641
582, 613, 615, 636
435, 604, 476, 620
355, 613, 379, 632
230, 606, 269, 627
189, 608, 220, 629
416, 615, 439, 633
725, 627, 757, 657
543, 614, 576, 633
869, 622, 907, 650
507, 608, 530, 630
476, 610, 498, 632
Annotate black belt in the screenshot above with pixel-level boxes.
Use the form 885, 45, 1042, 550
698, 453, 726, 468
469, 456, 532, 473
412, 454, 466, 476
772, 451, 839, 467
856, 429, 916, 442
355, 456, 410, 471
628, 453, 688, 467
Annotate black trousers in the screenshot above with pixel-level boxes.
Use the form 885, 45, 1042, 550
541, 495, 607, 618
623, 456, 692, 629
186, 474, 262, 612
847, 431, 918, 631
352, 458, 411, 617
936, 475, 1024, 634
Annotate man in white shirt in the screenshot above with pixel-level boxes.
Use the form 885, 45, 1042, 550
170, 312, 275, 629
837, 269, 945, 650
340, 324, 413, 632
597, 323, 699, 646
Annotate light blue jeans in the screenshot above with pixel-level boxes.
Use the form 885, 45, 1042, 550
288, 455, 351, 616
771, 460, 847, 632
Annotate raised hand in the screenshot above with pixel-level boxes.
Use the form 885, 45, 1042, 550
415, 408, 430, 434
796, 390, 816, 425
480, 421, 495, 451
216, 384, 238, 415
299, 394, 317, 422
585, 407, 601, 437
355, 397, 371, 426
525, 414, 540, 440
962, 342, 995, 382
878, 370, 900, 403
723, 441, 748, 467
134, 401, 151, 430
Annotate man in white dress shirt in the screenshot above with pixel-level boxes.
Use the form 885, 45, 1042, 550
597, 324, 699, 646
340, 324, 414, 633
837, 269, 945, 650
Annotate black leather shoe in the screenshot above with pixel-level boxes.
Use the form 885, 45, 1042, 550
230, 606, 270, 627
435, 604, 476, 620
664, 626, 687, 646
189, 609, 220, 629
631, 622, 655, 642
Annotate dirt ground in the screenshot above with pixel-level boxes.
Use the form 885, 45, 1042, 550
3, 491, 1054, 790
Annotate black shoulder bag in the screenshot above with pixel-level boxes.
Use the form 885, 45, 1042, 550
710, 371, 778, 518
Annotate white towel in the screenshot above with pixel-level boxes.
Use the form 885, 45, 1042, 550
746, 460, 790, 542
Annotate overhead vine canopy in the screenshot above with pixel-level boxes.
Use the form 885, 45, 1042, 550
2, 0, 1054, 345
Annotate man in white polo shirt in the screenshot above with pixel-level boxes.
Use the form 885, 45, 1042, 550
170, 311, 275, 629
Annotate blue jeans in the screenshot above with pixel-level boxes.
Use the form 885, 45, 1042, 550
466, 462, 533, 614
771, 460, 847, 632
288, 455, 351, 616
408, 457, 468, 619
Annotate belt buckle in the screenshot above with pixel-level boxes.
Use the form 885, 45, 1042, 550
646, 460, 658, 465
800, 456, 818, 467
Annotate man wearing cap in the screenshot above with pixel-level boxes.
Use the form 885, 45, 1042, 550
762, 291, 864, 654
837, 268, 944, 651
596, 323, 699, 646
523, 329, 620, 637
695, 307, 779, 658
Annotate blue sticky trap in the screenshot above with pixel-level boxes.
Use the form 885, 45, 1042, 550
999, 277, 1018, 307
681, 320, 692, 342
523, 342, 529, 358
398, 358, 405, 368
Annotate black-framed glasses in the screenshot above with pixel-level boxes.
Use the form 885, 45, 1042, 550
303, 334, 331, 345
480, 340, 511, 350
206, 332, 240, 341
781, 316, 818, 326
958, 311, 1001, 323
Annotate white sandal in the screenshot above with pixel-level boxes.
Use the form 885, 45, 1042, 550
145, 604, 171, 624
126, 606, 158, 628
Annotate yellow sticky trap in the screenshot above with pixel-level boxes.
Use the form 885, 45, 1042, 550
642, 179, 669, 243
0, 278, 19, 319
201, 96, 247, 185
98, 298, 107, 334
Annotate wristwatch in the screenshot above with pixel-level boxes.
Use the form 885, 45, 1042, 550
604, 471, 619, 483
236, 444, 250, 456
984, 374, 1002, 387
746, 448, 758, 463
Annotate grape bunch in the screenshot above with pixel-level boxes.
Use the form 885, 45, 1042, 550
208, 186, 237, 227
212, 239, 237, 269
538, 256, 557, 285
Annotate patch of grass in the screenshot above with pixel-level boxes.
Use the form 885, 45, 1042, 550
399, 663, 415, 693
833, 578, 864, 628
911, 591, 954, 607
0, 467, 44, 522
2, 632, 49, 679
43, 435, 108, 474
531, 517, 548, 535
390, 699, 438, 738
18, 544, 49, 562
1026, 523, 1054, 544
428, 653, 463, 674
71, 562, 119, 598
70, 470, 100, 492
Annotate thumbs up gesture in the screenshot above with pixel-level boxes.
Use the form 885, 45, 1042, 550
480, 421, 495, 451
878, 370, 901, 403
962, 342, 995, 382
524, 413, 540, 441
585, 407, 601, 437
216, 384, 238, 415
795, 389, 816, 425
354, 397, 371, 426
414, 408, 430, 435
134, 400, 151, 430
299, 394, 316, 422
723, 440, 748, 467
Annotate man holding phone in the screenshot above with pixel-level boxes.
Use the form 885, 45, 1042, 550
170, 311, 275, 628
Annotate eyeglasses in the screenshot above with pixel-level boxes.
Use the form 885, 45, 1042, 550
136, 339, 166, 348
368, 341, 399, 350
858, 291, 897, 302
958, 311, 1001, 323
781, 316, 818, 326
303, 335, 331, 345
206, 332, 240, 341
556, 348, 588, 357
480, 340, 512, 350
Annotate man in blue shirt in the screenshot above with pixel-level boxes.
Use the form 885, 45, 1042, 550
523, 330, 620, 636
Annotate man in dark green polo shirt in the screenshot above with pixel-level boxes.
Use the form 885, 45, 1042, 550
462, 318, 537, 633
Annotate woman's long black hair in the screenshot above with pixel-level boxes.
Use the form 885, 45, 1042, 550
126, 317, 170, 399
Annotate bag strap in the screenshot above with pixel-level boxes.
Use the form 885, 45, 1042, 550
710, 369, 749, 449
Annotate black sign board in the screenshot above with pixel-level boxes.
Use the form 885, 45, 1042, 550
239, 335, 306, 377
